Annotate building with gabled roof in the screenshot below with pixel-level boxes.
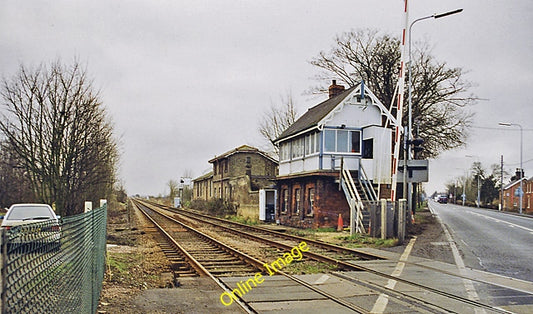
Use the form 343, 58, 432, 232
193, 145, 278, 220
274, 80, 396, 229
502, 173, 532, 212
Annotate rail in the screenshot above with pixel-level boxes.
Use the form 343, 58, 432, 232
133, 199, 370, 313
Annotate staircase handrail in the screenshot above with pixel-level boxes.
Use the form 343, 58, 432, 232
358, 163, 378, 202
340, 158, 366, 234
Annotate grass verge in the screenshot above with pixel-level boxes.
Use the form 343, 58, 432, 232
336, 233, 398, 248
226, 215, 259, 225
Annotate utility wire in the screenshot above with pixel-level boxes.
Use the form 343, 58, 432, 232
505, 158, 533, 167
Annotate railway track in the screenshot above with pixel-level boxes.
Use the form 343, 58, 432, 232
132, 200, 372, 313
150, 200, 386, 262
132, 199, 512, 313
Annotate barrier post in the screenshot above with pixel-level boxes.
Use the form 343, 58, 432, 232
381, 199, 387, 239
398, 199, 407, 244
84, 201, 92, 213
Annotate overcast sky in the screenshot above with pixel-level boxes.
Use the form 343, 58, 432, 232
1, 0, 532, 196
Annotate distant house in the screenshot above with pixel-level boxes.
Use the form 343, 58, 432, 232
502, 172, 531, 212
192, 145, 278, 220
274, 80, 396, 229
192, 171, 213, 201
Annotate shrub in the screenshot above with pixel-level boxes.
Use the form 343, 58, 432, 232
190, 198, 236, 216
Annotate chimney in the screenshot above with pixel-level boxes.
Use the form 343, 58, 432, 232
516, 168, 524, 180
328, 80, 345, 99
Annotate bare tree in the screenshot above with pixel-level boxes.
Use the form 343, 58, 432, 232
258, 93, 298, 155
309, 28, 477, 158
0, 141, 35, 207
0, 60, 118, 216
182, 169, 194, 179
167, 180, 178, 200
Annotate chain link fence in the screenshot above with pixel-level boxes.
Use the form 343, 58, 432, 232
1, 205, 107, 313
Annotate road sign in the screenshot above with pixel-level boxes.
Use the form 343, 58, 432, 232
397, 159, 429, 183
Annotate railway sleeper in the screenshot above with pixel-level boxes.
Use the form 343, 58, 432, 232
195, 257, 241, 263
170, 262, 190, 269
175, 272, 198, 277
208, 267, 257, 274
199, 260, 247, 266
195, 253, 239, 258
184, 248, 219, 253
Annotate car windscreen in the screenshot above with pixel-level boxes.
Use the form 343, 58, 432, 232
6, 206, 53, 220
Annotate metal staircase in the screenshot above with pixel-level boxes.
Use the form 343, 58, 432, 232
339, 159, 377, 235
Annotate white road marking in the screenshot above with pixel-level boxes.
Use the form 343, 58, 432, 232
371, 236, 417, 313
468, 211, 533, 233
430, 203, 485, 313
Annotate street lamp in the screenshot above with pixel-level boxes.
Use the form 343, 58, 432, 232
499, 122, 523, 214
407, 8, 463, 211
408, 8, 463, 146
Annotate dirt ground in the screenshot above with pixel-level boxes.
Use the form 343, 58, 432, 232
382, 209, 455, 264
98, 202, 175, 313
98, 203, 454, 313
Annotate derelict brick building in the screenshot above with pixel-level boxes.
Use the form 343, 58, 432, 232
193, 145, 278, 220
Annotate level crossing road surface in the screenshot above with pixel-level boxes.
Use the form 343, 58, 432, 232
428, 200, 533, 282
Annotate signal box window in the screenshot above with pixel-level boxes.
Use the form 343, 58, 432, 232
362, 138, 373, 158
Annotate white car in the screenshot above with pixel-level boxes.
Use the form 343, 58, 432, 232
1, 204, 61, 252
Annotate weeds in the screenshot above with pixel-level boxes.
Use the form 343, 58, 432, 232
336, 233, 398, 248
227, 215, 259, 225
284, 260, 337, 274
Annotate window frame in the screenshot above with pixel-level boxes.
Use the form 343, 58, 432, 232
306, 187, 315, 216
362, 138, 373, 158
294, 188, 301, 215
291, 137, 304, 159
323, 128, 362, 154
281, 189, 289, 214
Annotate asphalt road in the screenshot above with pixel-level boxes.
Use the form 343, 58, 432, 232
428, 200, 533, 282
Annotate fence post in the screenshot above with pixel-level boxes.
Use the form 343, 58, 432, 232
84, 201, 92, 213
350, 199, 355, 236
398, 199, 407, 244
380, 199, 387, 239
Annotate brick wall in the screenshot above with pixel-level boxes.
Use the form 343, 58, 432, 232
503, 179, 532, 212
277, 175, 349, 229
